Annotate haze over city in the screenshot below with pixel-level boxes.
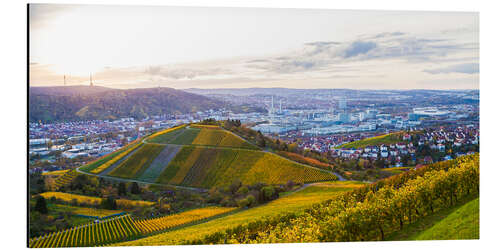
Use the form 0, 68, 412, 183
29, 4, 479, 90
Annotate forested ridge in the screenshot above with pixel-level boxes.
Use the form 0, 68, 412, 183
29, 86, 264, 122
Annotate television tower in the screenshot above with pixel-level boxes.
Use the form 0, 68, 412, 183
63, 75, 66, 86
89, 73, 94, 87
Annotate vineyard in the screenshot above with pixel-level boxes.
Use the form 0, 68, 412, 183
181, 154, 479, 244
88, 142, 143, 174
37, 192, 155, 208
78, 123, 334, 189
114, 181, 364, 246
79, 139, 142, 173
189, 124, 221, 129
169, 128, 201, 145
108, 144, 165, 179
191, 129, 257, 149
155, 146, 337, 188
147, 125, 187, 144
42, 169, 70, 176
133, 207, 236, 234
53, 170, 78, 190
148, 125, 257, 149
29, 207, 236, 248
277, 151, 332, 170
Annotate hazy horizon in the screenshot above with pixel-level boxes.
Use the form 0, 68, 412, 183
29, 4, 479, 90
29, 84, 479, 91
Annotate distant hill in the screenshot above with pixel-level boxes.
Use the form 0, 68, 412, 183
29, 86, 263, 122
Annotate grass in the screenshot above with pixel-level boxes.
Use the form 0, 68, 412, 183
414, 197, 479, 240
115, 181, 365, 246
335, 132, 403, 149
386, 196, 479, 241
108, 144, 165, 179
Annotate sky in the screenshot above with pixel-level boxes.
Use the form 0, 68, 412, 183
29, 4, 479, 90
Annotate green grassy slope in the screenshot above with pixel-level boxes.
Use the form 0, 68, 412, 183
415, 197, 479, 240
387, 197, 479, 241
335, 132, 403, 149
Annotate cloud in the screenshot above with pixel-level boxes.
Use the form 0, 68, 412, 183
144, 66, 232, 80
29, 4, 74, 29
343, 41, 377, 58
244, 31, 477, 74
423, 63, 479, 74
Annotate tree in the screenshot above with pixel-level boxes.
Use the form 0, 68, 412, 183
130, 182, 141, 194
260, 186, 276, 201
118, 182, 127, 196
34, 196, 48, 214
102, 196, 117, 210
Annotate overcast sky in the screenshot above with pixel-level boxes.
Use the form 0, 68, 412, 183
29, 4, 479, 89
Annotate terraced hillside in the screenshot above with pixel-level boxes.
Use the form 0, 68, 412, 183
80, 124, 338, 189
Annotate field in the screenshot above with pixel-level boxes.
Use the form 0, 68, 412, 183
29, 207, 236, 248
37, 192, 155, 208
108, 144, 165, 179
42, 169, 70, 176
115, 181, 364, 246
156, 146, 337, 188
335, 132, 403, 149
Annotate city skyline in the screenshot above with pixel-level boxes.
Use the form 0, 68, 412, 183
29, 4, 479, 90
